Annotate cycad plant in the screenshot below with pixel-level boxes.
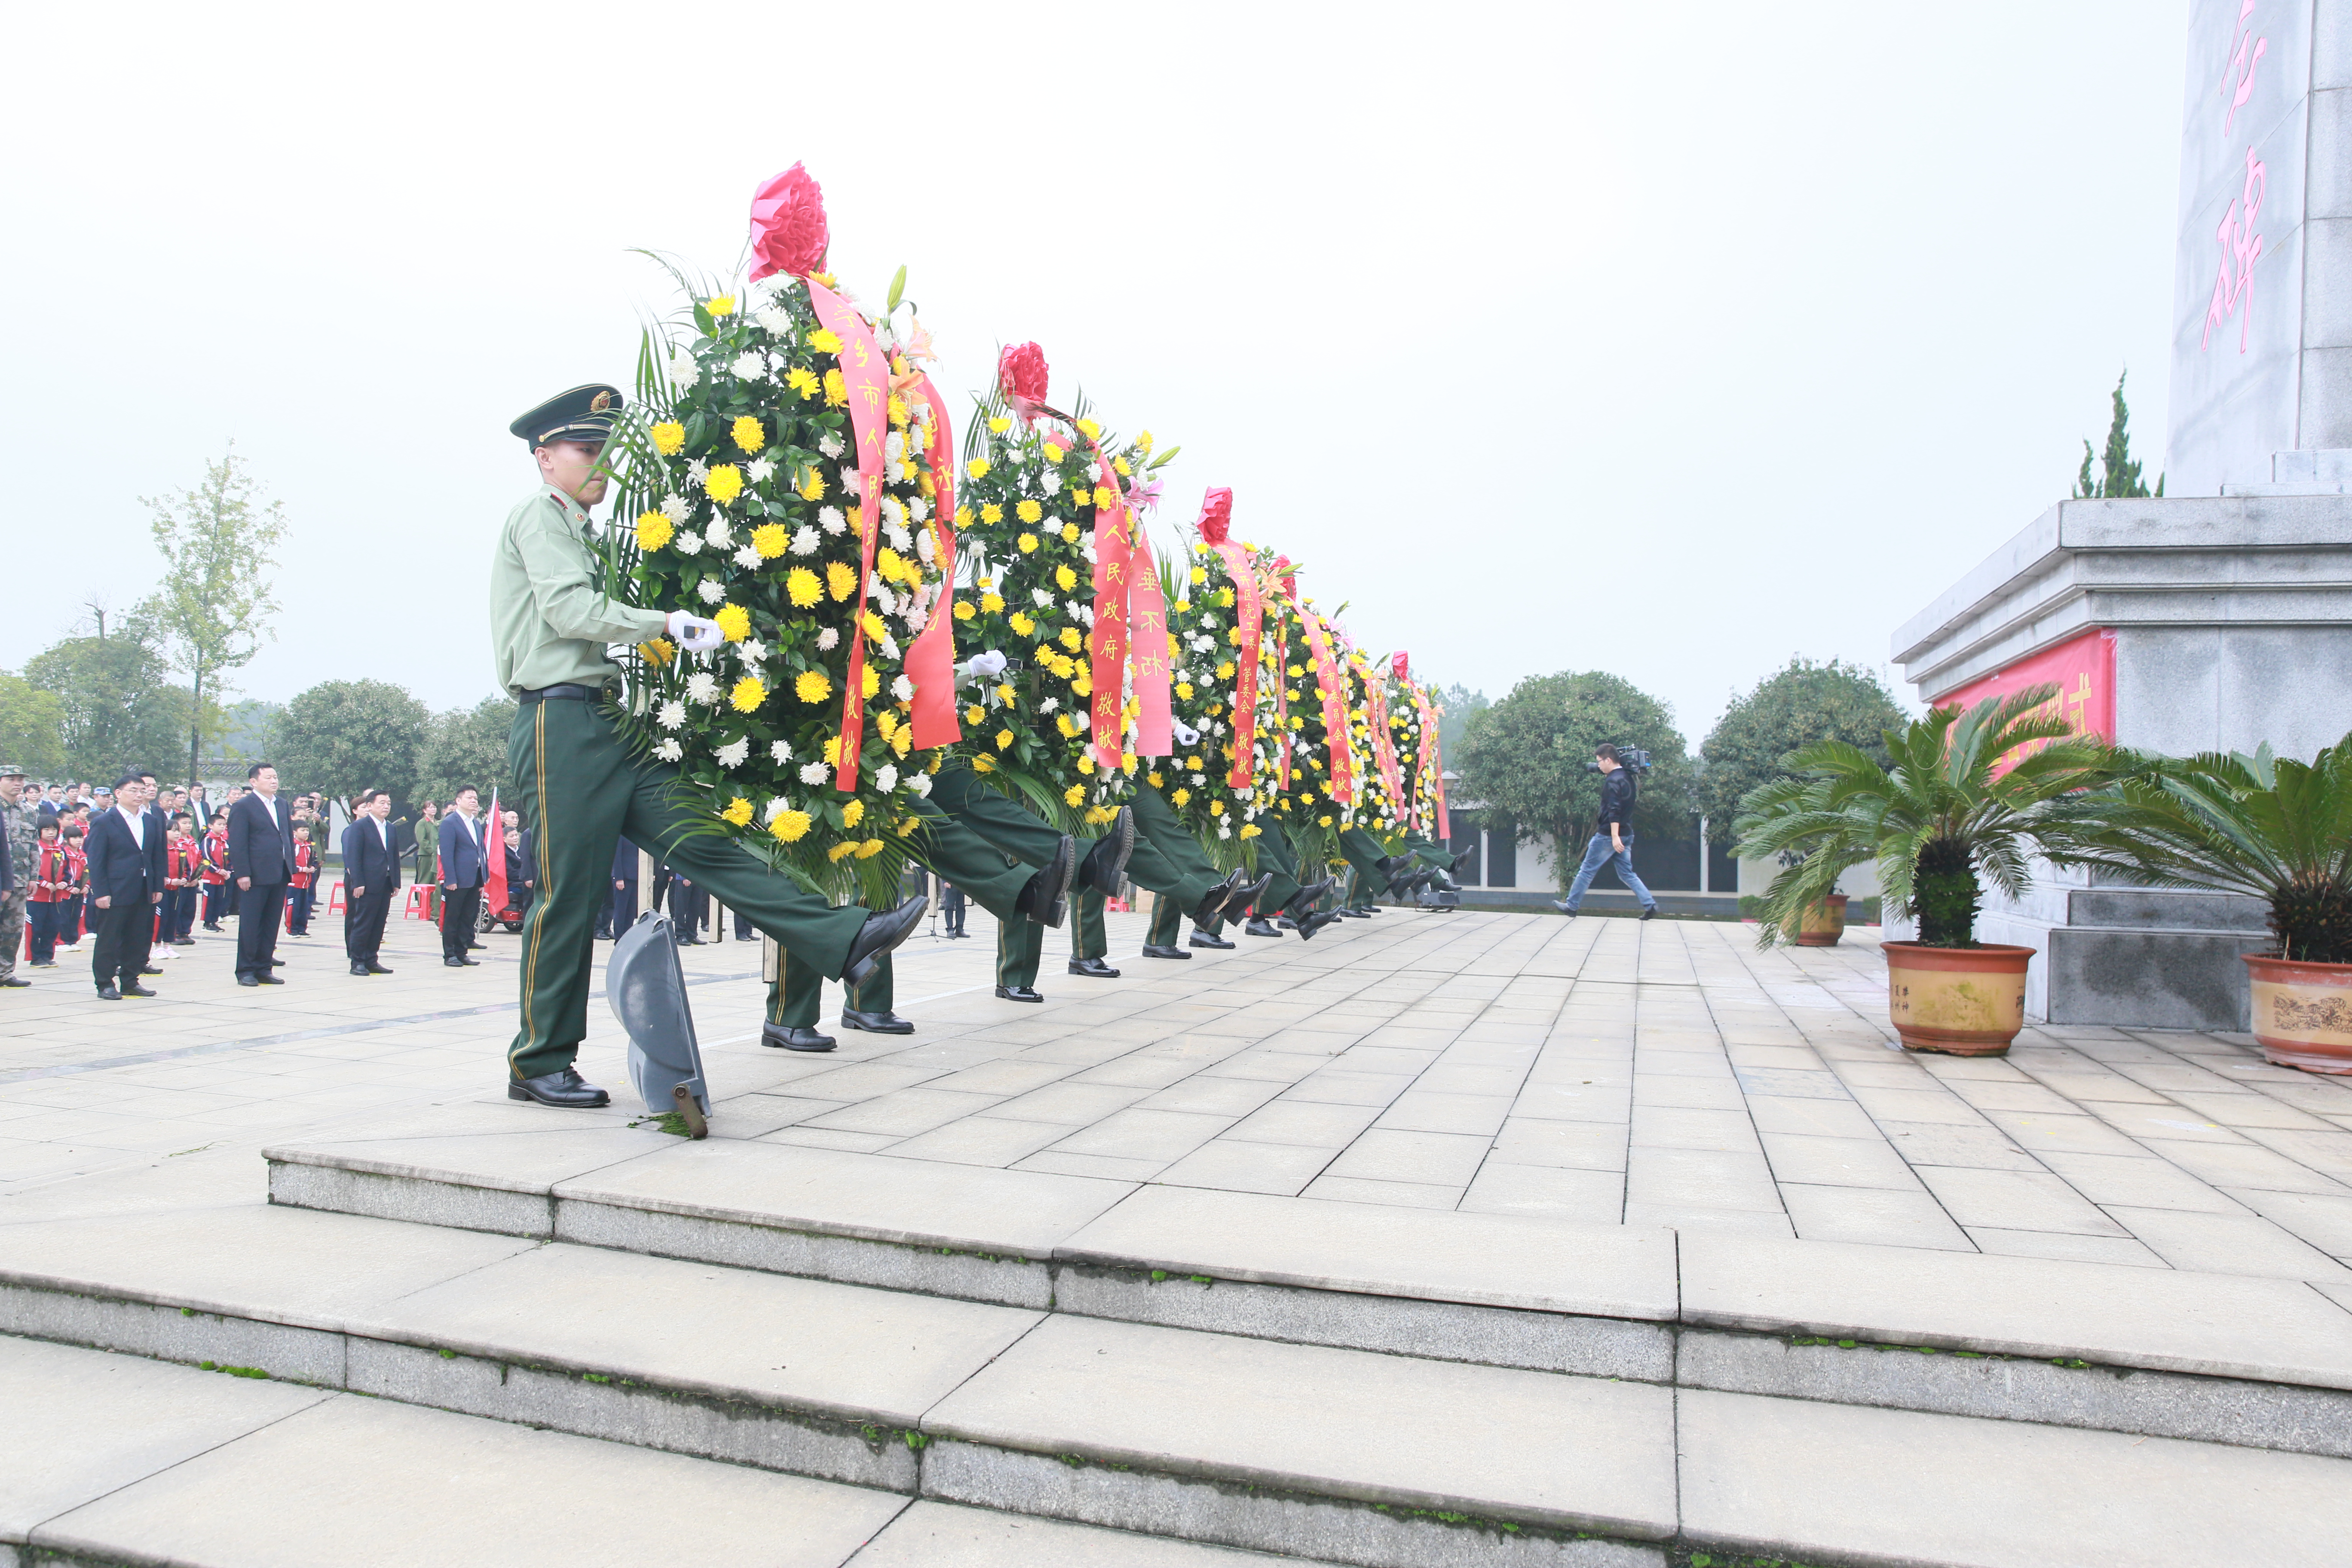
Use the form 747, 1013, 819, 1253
2057, 739, 2352, 965
1735, 689, 2117, 948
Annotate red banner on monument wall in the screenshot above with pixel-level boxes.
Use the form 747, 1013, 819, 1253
1938, 627, 2116, 771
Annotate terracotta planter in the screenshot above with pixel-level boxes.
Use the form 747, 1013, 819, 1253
1795, 894, 1849, 947
1884, 941, 2032, 1056
2244, 954, 2352, 1075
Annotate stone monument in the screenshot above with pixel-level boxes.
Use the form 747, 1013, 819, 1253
1890, 0, 2352, 1031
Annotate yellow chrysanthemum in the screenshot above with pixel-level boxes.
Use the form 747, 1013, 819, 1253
971, 755, 996, 772
981, 503, 1004, 524
729, 676, 766, 714
732, 416, 766, 453
1113, 456, 1132, 477
989, 416, 1011, 434
1016, 533, 1038, 554
1318, 814, 1334, 827
638, 637, 676, 668
771, 809, 812, 843
962, 457, 989, 480
796, 466, 825, 502
1135, 429, 1154, 454
995, 728, 1014, 751
1147, 771, 1166, 789
784, 367, 820, 400
980, 592, 1004, 613
890, 727, 912, 758
953, 600, 976, 622
1008, 611, 1035, 636
1240, 824, 1261, 839
876, 547, 908, 584
861, 610, 886, 641
1054, 565, 1077, 592
1175, 682, 1194, 700
1190, 567, 1207, 584
1185, 755, 1203, 771
1055, 714, 1077, 738
853, 838, 884, 859
712, 604, 750, 643
827, 841, 858, 863
1216, 662, 1236, 680
1289, 716, 1306, 731
705, 465, 744, 505
1094, 485, 1116, 508
1015, 499, 1043, 524
1171, 788, 1191, 808
705, 294, 736, 317
887, 396, 910, 428
995, 682, 1016, 704
840, 798, 864, 830
721, 796, 754, 827
1070, 674, 1091, 698
796, 670, 832, 704
807, 327, 842, 353
650, 421, 686, 456
1058, 627, 1082, 652
1060, 523, 1081, 545
823, 737, 841, 765
1210, 800, 1227, 817
784, 567, 822, 608
824, 369, 848, 407
635, 511, 674, 551
861, 666, 879, 698
751, 523, 790, 560
826, 561, 856, 601
1064, 784, 1086, 808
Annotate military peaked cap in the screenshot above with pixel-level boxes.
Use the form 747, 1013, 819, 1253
511, 383, 624, 447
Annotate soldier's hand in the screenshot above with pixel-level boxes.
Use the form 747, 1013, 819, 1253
668, 610, 724, 653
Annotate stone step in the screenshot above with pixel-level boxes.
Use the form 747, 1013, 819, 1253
0, 1332, 1313, 1568
260, 1125, 2352, 1455
5, 1213, 2348, 1568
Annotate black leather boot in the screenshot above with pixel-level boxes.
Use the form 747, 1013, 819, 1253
1078, 807, 1136, 896
1067, 956, 1121, 978
1015, 836, 1075, 928
762, 1023, 837, 1051
508, 1068, 612, 1107
839, 1008, 915, 1034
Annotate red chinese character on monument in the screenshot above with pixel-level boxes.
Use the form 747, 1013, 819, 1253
2202, 147, 2266, 354
2223, 0, 2266, 134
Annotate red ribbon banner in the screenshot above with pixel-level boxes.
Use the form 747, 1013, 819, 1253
1127, 524, 1173, 758
1298, 606, 1354, 805
807, 280, 890, 792
1208, 539, 1264, 790
1417, 685, 1448, 830
905, 373, 962, 750
1088, 458, 1131, 770
1367, 662, 1405, 818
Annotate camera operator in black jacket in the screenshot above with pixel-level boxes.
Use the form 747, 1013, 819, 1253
1553, 744, 1658, 920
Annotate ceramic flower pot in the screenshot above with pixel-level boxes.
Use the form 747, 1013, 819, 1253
1795, 894, 1849, 947
2243, 955, 2352, 1075
1884, 941, 2033, 1056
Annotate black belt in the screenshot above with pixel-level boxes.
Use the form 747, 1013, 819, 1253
518, 683, 607, 704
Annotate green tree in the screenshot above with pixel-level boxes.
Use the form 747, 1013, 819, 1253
214, 700, 284, 772
24, 635, 194, 783
416, 697, 520, 803
1456, 670, 1692, 888
271, 680, 430, 805
1697, 658, 1908, 829
137, 445, 288, 785
1436, 683, 1488, 766
2071, 370, 2163, 499
0, 671, 68, 779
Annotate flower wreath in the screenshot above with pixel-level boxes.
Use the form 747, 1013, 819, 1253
1161, 493, 1281, 866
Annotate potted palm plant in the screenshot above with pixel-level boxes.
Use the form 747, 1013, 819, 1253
1736, 689, 2116, 1057
2058, 738, 2352, 1073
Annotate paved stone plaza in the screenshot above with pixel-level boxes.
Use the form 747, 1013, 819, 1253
5, 904, 2351, 1290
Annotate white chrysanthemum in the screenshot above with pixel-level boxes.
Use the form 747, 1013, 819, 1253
1216, 823, 1232, 839
839, 469, 862, 499
1071, 601, 1093, 625
674, 533, 702, 556
1072, 710, 1090, 730
875, 763, 898, 793
1191, 772, 1206, 786
909, 772, 931, 797
661, 492, 691, 523
649, 738, 683, 763
703, 520, 732, 548
1192, 634, 1216, 652
879, 633, 900, 659
762, 795, 790, 822
890, 674, 913, 702
737, 639, 766, 663
914, 528, 935, 566
789, 525, 819, 555
880, 493, 906, 528
1031, 588, 1054, 608
730, 351, 765, 381
715, 738, 749, 769
732, 545, 763, 569
1039, 696, 1060, 714
655, 700, 686, 732
769, 739, 793, 765
883, 430, 905, 463
818, 506, 847, 535
884, 460, 906, 484
902, 606, 927, 633
668, 352, 699, 387
755, 306, 792, 337
745, 458, 775, 483
686, 458, 709, 484
696, 579, 725, 604
799, 761, 830, 785
908, 496, 929, 522
685, 672, 719, 704
871, 582, 899, 616
816, 626, 839, 650
1081, 540, 1097, 564
818, 431, 844, 459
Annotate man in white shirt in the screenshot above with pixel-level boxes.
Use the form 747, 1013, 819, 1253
341, 790, 402, 975
438, 785, 488, 967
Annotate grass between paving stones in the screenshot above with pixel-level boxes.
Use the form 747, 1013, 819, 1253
628, 1111, 695, 1136
1785, 1333, 2093, 1370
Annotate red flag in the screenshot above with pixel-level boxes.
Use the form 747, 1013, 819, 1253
482, 789, 507, 913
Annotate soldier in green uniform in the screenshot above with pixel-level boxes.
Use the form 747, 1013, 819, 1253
0, 763, 35, 988
493, 386, 939, 1106
1239, 822, 1339, 940
766, 895, 906, 1049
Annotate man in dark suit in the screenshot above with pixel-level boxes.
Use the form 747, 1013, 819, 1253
437, 785, 488, 967
341, 789, 401, 976
599, 836, 638, 940
85, 771, 166, 999
226, 762, 295, 986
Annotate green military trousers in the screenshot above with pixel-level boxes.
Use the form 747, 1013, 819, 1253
1251, 821, 1302, 915
996, 884, 1111, 989
506, 697, 870, 1081
930, 765, 1227, 918
774, 933, 894, 1027
1339, 827, 1398, 909
1146, 883, 1187, 948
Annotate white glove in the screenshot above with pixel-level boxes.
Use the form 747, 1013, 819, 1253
959, 649, 1008, 684
1171, 718, 1200, 747
668, 610, 723, 653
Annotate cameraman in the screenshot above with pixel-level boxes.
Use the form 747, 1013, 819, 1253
1553, 744, 1658, 921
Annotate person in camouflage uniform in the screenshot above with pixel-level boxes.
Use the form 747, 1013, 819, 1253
0, 764, 38, 987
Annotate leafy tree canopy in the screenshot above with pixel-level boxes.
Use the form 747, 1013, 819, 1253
416, 697, 519, 805
1697, 657, 1908, 828
0, 671, 68, 779
1456, 671, 1692, 856
24, 635, 195, 784
270, 680, 430, 805
2072, 370, 2163, 499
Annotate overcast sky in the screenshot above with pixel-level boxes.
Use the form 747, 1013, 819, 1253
3, 2, 2188, 747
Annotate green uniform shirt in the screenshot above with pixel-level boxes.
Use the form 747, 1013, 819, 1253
492, 484, 668, 695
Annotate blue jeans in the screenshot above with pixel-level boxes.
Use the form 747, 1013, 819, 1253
1562, 833, 1655, 912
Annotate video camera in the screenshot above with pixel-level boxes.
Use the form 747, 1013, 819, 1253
1584, 746, 1652, 774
